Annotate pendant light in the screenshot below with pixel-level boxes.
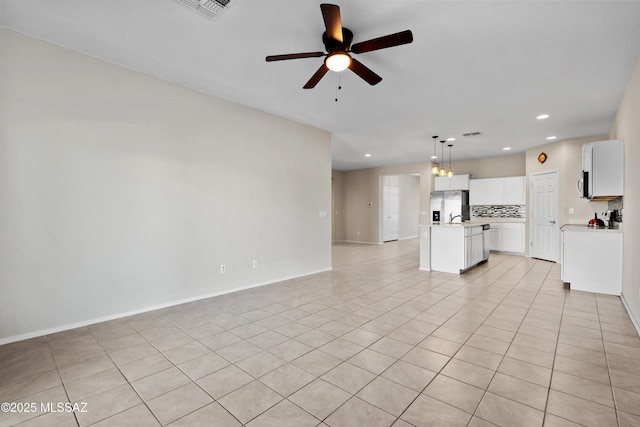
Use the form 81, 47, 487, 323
431, 135, 439, 175
447, 144, 454, 177
439, 141, 446, 176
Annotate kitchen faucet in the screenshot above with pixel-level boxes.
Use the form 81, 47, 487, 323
449, 213, 462, 224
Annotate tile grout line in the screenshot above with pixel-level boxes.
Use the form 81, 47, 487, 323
469, 258, 554, 425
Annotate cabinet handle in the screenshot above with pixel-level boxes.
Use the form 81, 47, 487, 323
549, 220, 556, 224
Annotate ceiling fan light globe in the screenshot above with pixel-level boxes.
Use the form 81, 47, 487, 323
325, 53, 351, 72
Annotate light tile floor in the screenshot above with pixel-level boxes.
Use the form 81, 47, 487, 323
2, 239, 640, 426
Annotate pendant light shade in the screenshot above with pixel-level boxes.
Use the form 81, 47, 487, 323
447, 144, 454, 177
431, 136, 439, 175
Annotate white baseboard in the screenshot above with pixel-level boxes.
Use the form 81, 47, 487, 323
621, 292, 640, 337
0, 267, 333, 346
341, 240, 381, 245
399, 235, 419, 241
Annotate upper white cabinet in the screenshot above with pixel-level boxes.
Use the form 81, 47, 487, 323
469, 179, 485, 205
433, 176, 448, 191
470, 176, 525, 206
503, 177, 526, 205
485, 178, 504, 205
434, 174, 471, 191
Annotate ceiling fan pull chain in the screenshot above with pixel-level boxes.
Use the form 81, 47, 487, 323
335, 74, 341, 102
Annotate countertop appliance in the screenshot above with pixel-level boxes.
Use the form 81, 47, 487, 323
482, 224, 490, 261
602, 210, 618, 228
430, 190, 470, 224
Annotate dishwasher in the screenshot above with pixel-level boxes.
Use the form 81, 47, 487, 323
482, 224, 491, 261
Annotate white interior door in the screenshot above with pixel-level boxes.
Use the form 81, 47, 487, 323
530, 171, 559, 261
383, 186, 400, 242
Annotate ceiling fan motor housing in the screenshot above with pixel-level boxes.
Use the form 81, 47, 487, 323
323, 28, 353, 53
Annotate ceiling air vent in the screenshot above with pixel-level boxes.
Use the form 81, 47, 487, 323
462, 132, 481, 137
173, 0, 232, 21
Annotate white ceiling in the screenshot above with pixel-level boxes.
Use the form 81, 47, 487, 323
2, 0, 640, 170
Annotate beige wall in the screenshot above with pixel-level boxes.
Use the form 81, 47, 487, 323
610, 56, 640, 330
0, 30, 332, 342
440, 153, 526, 179
525, 135, 610, 225
332, 170, 345, 241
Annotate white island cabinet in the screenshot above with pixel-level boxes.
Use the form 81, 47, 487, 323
431, 224, 487, 274
562, 226, 622, 295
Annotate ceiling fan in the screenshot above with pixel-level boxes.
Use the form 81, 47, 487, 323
265, 3, 413, 89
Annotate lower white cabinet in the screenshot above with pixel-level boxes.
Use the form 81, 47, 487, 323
488, 223, 525, 254
502, 223, 524, 253
562, 228, 622, 295
488, 226, 501, 250
464, 226, 484, 269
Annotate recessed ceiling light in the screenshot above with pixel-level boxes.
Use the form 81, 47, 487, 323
537, 114, 550, 120
364, 153, 372, 157
447, 138, 455, 141
546, 136, 557, 140
503, 147, 511, 151
430, 155, 437, 159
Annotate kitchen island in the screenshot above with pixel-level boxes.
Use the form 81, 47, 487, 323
430, 222, 490, 274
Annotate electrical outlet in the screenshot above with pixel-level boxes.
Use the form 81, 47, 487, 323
220, 264, 226, 274
252, 259, 258, 269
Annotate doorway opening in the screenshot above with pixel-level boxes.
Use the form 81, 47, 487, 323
381, 174, 420, 243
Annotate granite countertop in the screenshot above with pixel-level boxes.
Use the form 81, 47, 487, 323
561, 224, 622, 233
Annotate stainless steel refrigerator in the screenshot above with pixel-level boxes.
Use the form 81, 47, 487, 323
430, 191, 470, 223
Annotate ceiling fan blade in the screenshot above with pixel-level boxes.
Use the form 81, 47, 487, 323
351, 30, 413, 54
320, 4, 343, 44
303, 64, 330, 89
266, 52, 325, 62
348, 58, 382, 86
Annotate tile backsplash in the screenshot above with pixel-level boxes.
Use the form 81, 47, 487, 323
608, 196, 623, 223
472, 205, 526, 218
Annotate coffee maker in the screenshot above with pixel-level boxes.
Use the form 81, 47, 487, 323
602, 210, 617, 228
